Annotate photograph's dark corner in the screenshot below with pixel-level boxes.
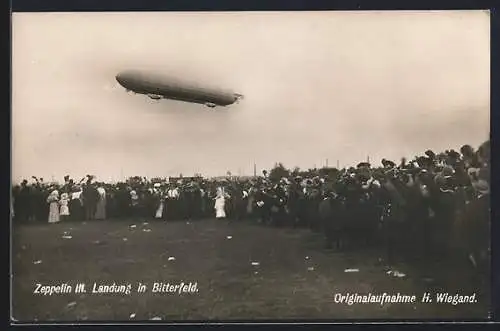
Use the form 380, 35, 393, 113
10, 10, 491, 322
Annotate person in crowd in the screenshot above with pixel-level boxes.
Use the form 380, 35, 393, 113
32, 177, 48, 222
153, 183, 165, 219
191, 182, 203, 219
214, 187, 227, 219
130, 189, 140, 220
15, 180, 32, 222
69, 185, 84, 221
82, 177, 99, 221
246, 187, 256, 219
59, 192, 70, 222
95, 184, 107, 220
166, 184, 180, 220
47, 189, 60, 224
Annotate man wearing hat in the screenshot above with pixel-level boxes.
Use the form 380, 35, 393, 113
430, 164, 460, 260
200, 182, 212, 219
229, 182, 245, 222
445, 149, 461, 167
286, 177, 302, 227
477, 140, 490, 167
381, 159, 396, 169
270, 182, 288, 227
114, 184, 129, 219
190, 182, 203, 220
318, 189, 333, 244
166, 184, 180, 220
254, 186, 270, 224
462, 163, 490, 271
82, 177, 99, 221
31, 177, 47, 223
357, 162, 371, 169
69, 184, 83, 221
16, 179, 33, 222
62, 175, 72, 194
425, 149, 436, 160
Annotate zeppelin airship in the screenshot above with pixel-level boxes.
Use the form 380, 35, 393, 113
115, 70, 243, 108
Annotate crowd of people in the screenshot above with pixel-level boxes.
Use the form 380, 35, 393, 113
12, 141, 490, 270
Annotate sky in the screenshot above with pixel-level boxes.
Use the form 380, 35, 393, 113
12, 11, 490, 183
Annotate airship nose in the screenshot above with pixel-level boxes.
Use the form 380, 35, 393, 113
116, 71, 140, 89
115, 72, 126, 86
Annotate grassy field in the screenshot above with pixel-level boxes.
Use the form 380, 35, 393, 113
11, 218, 490, 322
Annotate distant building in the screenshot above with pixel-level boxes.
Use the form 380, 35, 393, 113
210, 175, 258, 182
168, 176, 201, 183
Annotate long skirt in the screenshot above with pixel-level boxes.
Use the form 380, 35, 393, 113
247, 197, 254, 215
215, 198, 226, 219
69, 199, 83, 221
85, 202, 97, 221
155, 201, 165, 219
95, 199, 106, 220
60, 204, 70, 216
48, 202, 60, 223
165, 199, 177, 220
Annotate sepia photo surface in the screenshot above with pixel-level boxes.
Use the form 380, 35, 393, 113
11, 11, 490, 322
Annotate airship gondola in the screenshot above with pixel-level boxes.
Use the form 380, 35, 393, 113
115, 70, 243, 108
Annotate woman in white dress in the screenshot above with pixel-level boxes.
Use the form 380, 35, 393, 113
214, 187, 226, 219
59, 192, 70, 222
154, 184, 165, 219
130, 190, 140, 219
95, 186, 107, 220
47, 190, 60, 224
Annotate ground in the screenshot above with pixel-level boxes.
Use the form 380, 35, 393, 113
11, 218, 490, 322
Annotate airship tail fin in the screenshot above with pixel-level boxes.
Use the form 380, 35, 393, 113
234, 93, 244, 103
